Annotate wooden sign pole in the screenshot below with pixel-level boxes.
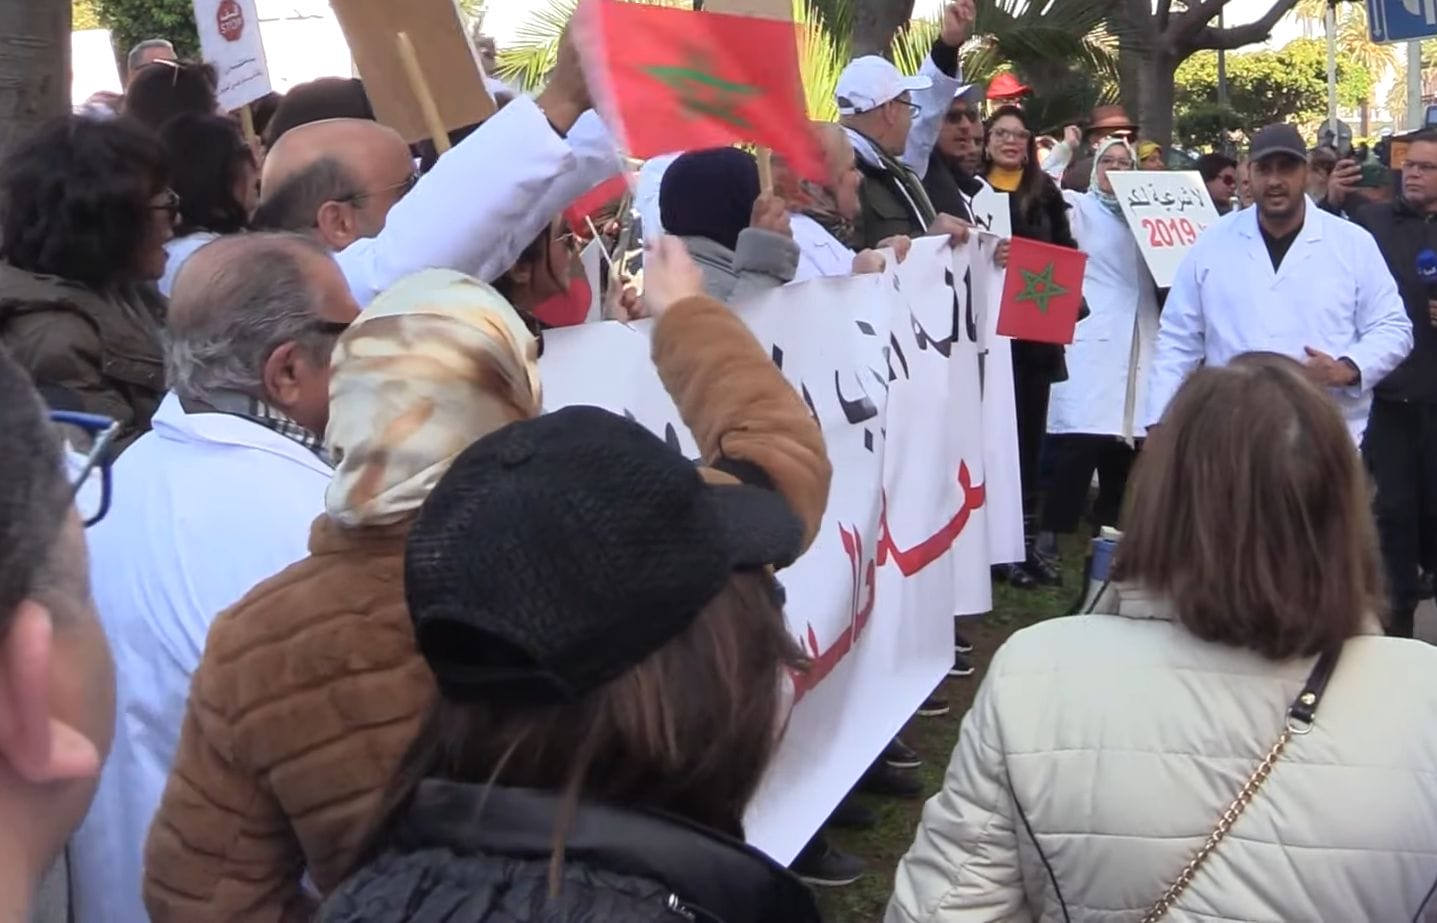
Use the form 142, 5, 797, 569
396, 31, 452, 155
756, 147, 774, 194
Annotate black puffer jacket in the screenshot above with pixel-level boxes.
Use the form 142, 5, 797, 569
320, 782, 824, 923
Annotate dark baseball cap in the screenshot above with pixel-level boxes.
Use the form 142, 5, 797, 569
404, 405, 805, 706
1250, 124, 1308, 164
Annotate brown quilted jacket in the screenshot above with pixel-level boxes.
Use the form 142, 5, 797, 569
142, 292, 831, 921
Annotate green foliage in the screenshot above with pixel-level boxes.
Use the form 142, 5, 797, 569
1173, 38, 1372, 148
1174, 103, 1244, 150
73, 0, 103, 31
94, 0, 199, 61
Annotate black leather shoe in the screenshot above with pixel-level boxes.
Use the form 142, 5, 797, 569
792, 835, 867, 887
827, 796, 878, 830
1024, 551, 1063, 587
883, 737, 922, 769
859, 763, 924, 799
993, 563, 1037, 590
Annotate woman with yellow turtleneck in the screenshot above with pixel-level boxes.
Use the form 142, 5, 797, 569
981, 104, 1080, 591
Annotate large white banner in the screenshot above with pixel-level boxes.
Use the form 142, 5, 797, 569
194, 0, 273, 111
539, 238, 1019, 862
1108, 171, 1220, 288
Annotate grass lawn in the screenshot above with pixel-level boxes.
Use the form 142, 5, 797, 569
814, 542, 1087, 922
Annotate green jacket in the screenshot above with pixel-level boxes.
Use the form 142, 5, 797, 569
0, 261, 166, 451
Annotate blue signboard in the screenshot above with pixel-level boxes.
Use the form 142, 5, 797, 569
1369, 0, 1437, 43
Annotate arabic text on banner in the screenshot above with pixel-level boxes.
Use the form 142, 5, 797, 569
537, 238, 1020, 863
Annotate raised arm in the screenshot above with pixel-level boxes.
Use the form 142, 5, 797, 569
903, 1, 972, 178
647, 238, 832, 550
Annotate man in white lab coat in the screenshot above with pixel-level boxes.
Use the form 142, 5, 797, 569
1146, 123, 1412, 442
68, 233, 361, 923
251, 29, 620, 309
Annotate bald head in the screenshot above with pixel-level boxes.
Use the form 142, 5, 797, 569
255, 118, 416, 251
167, 232, 359, 433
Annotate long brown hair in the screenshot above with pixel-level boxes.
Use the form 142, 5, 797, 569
1113, 352, 1383, 659
359, 569, 807, 882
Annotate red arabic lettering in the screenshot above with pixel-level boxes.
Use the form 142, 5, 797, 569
877, 462, 986, 576
792, 524, 875, 702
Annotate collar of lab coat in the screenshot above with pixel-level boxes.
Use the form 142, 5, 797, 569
1232, 197, 1324, 245
148, 392, 334, 477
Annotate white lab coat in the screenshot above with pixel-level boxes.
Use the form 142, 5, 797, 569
791, 213, 856, 282
1145, 203, 1413, 442
1049, 192, 1160, 439
336, 100, 622, 307
70, 394, 331, 923
158, 232, 218, 297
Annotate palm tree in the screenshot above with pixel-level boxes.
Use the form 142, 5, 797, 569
1293, 0, 1397, 78
499, 0, 1121, 131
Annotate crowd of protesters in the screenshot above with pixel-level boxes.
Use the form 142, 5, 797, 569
2, 3, 1437, 921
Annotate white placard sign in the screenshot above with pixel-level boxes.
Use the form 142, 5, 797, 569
194, 0, 273, 111
538, 238, 1020, 862
71, 30, 122, 108
969, 186, 1012, 240
1108, 171, 1220, 288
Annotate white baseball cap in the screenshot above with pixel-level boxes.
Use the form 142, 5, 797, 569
836, 56, 933, 116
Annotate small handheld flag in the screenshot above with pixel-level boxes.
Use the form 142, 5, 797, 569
996, 238, 1087, 345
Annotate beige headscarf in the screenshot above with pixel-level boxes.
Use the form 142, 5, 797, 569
325, 269, 542, 527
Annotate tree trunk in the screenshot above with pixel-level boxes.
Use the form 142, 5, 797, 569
1138, 49, 1177, 147
1117, 37, 1144, 112
0, 0, 69, 160
852, 0, 917, 58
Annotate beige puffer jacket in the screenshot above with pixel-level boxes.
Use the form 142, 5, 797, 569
888, 585, 1437, 923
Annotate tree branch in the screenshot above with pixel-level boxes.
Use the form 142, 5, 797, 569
1168, 0, 1231, 45
1188, 0, 1301, 51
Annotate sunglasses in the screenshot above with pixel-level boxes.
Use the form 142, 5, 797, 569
51, 410, 120, 527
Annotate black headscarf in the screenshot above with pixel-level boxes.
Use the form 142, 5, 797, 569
659, 148, 759, 253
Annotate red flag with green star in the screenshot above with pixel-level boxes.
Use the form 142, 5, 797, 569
576, 0, 825, 181
996, 238, 1087, 345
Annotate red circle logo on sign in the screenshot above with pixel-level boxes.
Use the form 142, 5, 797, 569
217, 0, 244, 42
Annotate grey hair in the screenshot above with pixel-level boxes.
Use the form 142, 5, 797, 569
251, 157, 358, 233
165, 233, 336, 404
0, 347, 70, 629
127, 39, 175, 75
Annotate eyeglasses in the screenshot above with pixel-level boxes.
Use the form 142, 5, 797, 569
944, 109, 978, 125
150, 189, 182, 218
337, 171, 421, 206
1098, 157, 1134, 169
51, 410, 119, 527
1219, 174, 1238, 186
991, 127, 1032, 143
890, 97, 920, 118
304, 318, 353, 339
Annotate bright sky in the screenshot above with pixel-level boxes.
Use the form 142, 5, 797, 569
484, 0, 1305, 49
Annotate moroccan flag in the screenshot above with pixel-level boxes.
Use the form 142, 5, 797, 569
564, 174, 630, 233
996, 238, 1087, 345
576, 0, 825, 181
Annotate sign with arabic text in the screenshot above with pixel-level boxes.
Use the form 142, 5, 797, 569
193, 0, 271, 111
538, 237, 1019, 863
1108, 171, 1220, 288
